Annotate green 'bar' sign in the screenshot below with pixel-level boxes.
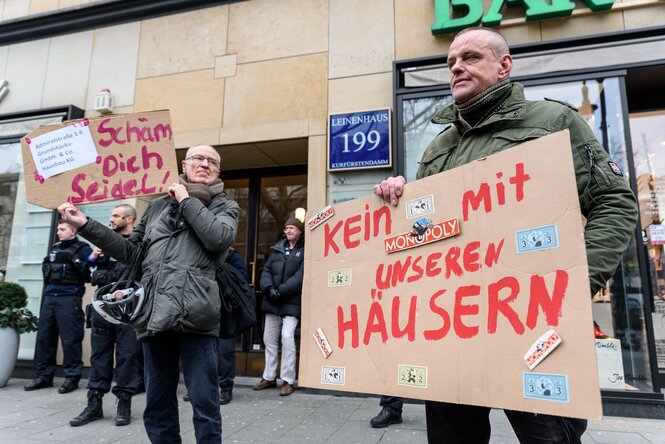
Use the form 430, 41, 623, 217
431, 0, 615, 35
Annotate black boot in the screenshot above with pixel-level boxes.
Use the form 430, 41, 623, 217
24, 377, 52, 391
370, 407, 402, 428
115, 392, 132, 426
70, 390, 103, 427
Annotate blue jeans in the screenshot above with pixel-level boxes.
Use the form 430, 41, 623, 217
218, 338, 235, 391
142, 332, 220, 444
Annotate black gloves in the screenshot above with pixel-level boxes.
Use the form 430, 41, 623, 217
267, 288, 281, 302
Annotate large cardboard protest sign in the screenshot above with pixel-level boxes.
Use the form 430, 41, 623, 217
300, 131, 602, 420
20, 110, 177, 208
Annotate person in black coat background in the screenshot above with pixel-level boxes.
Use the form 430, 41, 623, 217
253, 217, 304, 397
183, 248, 248, 405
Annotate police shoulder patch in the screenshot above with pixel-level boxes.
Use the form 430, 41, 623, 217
608, 161, 623, 176
544, 97, 578, 112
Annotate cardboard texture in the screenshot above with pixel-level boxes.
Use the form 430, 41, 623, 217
20, 110, 177, 208
300, 131, 603, 420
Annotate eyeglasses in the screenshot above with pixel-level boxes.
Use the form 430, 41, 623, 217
186, 155, 220, 169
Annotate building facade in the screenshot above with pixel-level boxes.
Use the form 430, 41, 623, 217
1, 0, 664, 415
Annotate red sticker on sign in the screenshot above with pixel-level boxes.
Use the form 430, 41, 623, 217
308, 205, 335, 230
313, 327, 333, 358
524, 329, 562, 370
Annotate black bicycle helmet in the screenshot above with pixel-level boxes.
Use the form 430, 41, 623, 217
92, 280, 145, 325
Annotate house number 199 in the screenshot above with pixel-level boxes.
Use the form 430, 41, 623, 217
341, 130, 381, 153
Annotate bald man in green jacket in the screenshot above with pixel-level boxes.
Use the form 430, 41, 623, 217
375, 27, 637, 444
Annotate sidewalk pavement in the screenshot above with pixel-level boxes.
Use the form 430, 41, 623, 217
1, 376, 664, 443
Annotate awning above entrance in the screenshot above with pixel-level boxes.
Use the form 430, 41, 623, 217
176, 138, 308, 171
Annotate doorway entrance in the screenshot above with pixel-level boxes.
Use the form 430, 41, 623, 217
223, 167, 307, 376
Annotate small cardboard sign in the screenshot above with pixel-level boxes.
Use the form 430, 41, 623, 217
20, 110, 178, 208
300, 131, 602, 420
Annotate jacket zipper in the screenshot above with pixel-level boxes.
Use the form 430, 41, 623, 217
280, 244, 290, 284
149, 208, 187, 328
585, 145, 612, 187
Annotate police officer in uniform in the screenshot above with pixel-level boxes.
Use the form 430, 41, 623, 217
70, 204, 141, 427
25, 220, 92, 394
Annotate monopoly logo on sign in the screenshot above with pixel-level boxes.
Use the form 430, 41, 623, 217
313, 328, 333, 358
384, 217, 460, 253
328, 109, 391, 171
431, 0, 616, 34
308, 205, 335, 230
524, 330, 562, 370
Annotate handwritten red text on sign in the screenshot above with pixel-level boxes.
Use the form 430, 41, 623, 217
67, 117, 173, 204
326, 161, 567, 348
